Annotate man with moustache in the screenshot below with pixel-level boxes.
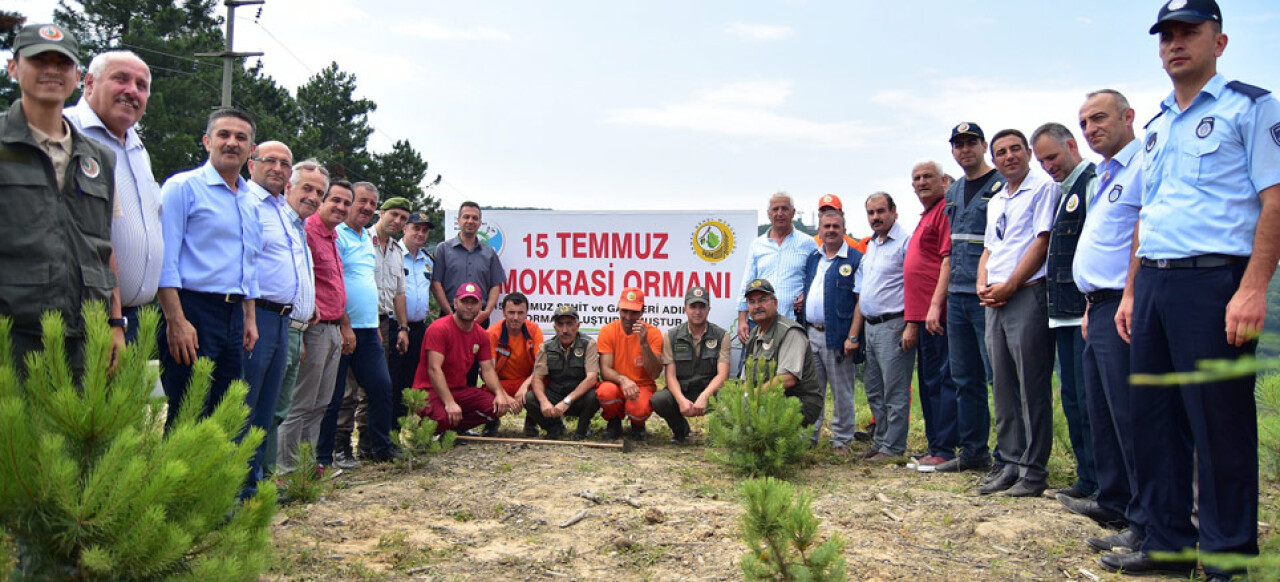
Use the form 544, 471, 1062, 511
486, 292, 544, 436
737, 193, 818, 345
1103, 2, 1280, 576
741, 278, 823, 427
1067, 89, 1147, 553
2, 24, 122, 375
66, 50, 161, 346
317, 182, 398, 467
848, 194, 913, 462
263, 159, 328, 474
975, 129, 1060, 498
797, 211, 862, 452
810, 194, 869, 254
387, 210, 435, 432
934, 123, 1002, 477
654, 286, 733, 444
597, 287, 664, 440
905, 161, 959, 471
276, 180, 351, 472
525, 304, 601, 440
1031, 122, 1099, 501
413, 282, 521, 433
239, 141, 308, 491
157, 108, 260, 427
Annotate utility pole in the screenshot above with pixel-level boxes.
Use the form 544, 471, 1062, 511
196, 0, 265, 108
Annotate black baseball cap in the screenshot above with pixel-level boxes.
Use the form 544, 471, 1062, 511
1149, 0, 1221, 35
406, 211, 432, 226
949, 122, 984, 143
13, 24, 81, 66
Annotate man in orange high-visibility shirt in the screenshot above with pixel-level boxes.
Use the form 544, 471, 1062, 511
596, 287, 664, 441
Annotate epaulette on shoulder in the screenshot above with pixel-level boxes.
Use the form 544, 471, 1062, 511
1144, 110, 1163, 130
1226, 80, 1271, 101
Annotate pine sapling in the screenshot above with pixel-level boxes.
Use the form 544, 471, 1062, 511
739, 477, 846, 581
707, 357, 808, 478
397, 388, 454, 471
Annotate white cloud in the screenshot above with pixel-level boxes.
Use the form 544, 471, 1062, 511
724, 22, 794, 41
604, 80, 874, 149
394, 20, 513, 41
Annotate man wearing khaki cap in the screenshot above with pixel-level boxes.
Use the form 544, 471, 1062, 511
653, 286, 732, 444
741, 278, 823, 426
525, 304, 601, 440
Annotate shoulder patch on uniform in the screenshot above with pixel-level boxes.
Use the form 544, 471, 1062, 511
1145, 132, 1158, 152
1226, 80, 1271, 101
1108, 185, 1123, 203
1271, 123, 1280, 147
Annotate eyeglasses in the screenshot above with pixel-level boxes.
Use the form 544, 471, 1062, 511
251, 156, 292, 167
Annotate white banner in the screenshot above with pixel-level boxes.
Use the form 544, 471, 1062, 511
443, 209, 755, 337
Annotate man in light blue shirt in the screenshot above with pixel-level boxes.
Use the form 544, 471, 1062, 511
157, 108, 261, 429
1067, 89, 1147, 556
848, 193, 912, 461
1103, 2, 1280, 575
65, 50, 162, 344
977, 129, 1059, 499
736, 192, 817, 344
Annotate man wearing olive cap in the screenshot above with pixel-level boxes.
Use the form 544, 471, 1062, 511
2, 23, 122, 376
525, 304, 601, 439
741, 278, 823, 426
653, 286, 732, 444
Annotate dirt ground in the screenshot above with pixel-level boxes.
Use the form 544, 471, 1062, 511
267, 423, 1278, 582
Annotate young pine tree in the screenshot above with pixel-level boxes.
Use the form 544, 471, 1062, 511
707, 357, 809, 478
739, 477, 846, 582
0, 304, 275, 580
397, 388, 454, 471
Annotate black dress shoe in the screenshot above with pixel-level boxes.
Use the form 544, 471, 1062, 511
979, 462, 1007, 486
852, 430, 872, 442
544, 423, 565, 440
1058, 494, 1127, 529
977, 465, 1019, 495
1053, 484, 1093, 499
482, 419, 501, 437
627, 425, 647, 441
523, 417, 540, 437
1087, 529, 1142, 553
1003, 479, 1046, 498
1099, 551, 1195, 575
602, 419, 622, 440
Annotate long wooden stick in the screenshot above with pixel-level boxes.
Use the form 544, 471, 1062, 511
454, 434, 634, 452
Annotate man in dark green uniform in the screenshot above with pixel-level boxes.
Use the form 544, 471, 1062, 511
1, 24, 121, 376
653, 286, 731, 443
741, 278, 823, 426
525, 304, 601, 439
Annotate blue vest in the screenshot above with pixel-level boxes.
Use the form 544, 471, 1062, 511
944, 170, 1004, 294
1047, 163, 1095, 319
797, 247, 862, 349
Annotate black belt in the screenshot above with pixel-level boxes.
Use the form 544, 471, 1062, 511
865, 312, 904, 325
258, 299, 293, 316
1140, 254, 1246, 269
317, 319, 341, 325
187, 290, 245, 303
1085, 289, 1123, 304
809, 322, 825, 332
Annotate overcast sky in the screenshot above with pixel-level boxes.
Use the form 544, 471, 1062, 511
12, 0, 1279, 236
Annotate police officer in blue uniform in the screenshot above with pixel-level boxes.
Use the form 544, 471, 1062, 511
1103, 1, 1280, 577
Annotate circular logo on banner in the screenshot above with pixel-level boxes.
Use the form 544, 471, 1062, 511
477, 221, 504, 256
80, 157, 101, 179
38, 26, 63, 41
1196, 117, 1215, 138
1108, 185, 1123, 202
1065, 194, 1079, 213
691, 219, 735, 263
839, 264, 853, 277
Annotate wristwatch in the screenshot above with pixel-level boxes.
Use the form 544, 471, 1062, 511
847, 335, 860, 343
562, 396, 573, 405
399, 325, 409, 333
108, 317, 128, 331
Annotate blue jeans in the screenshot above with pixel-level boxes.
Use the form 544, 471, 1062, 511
317, 327, 396, 464
918, 326, 958, 459
158, 290, 244, 429
947, 292, 993, 461
1055, 325, 1096, 494
240, 308, 290, 495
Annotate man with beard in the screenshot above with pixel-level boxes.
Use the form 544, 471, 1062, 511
263, 159, 327, 474
413, 282, 521, 433
525, 304, 601, 440
66, 50, 160, 347
976, 129, 1059, 498
157, 108, 260, 427
276, 180, 351, 472
741, 278, 823, 427
317, 182, 398, 467
654, 286, 732, 444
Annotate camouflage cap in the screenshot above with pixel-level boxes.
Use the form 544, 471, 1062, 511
552, 304, 578, 320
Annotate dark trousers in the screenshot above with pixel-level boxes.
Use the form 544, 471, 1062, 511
1082, 297, 1144, 537
651, 386, 707, 437
524, 389, 600, 433
1055, 325, 1096, 494
157, 290, 244, 428
918, 328, 958, 459
387, 320, 428, 431
240, 308, 290, 493
121, 305, 142, 345
1131, 264, 1257, 571
947, 292, 994, 461
317, 327, 395, 464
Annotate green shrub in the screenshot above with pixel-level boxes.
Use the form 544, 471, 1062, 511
0, 304, 274, 580
707, 358, 808, 478
276, 443, 329, 505
738, 476, 846, 581
398, 388, 454, 470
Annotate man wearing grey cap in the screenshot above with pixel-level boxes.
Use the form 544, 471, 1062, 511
1, 23, 122, 375
741, 278, 823, 426
526, 304, 600, 439
653, 286, 732, 444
